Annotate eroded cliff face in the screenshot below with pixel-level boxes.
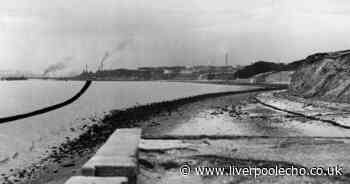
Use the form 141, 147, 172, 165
289, 50, 350, 103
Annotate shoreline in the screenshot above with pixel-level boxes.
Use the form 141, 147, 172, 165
3, 87, 278, 184
29, 78, 289, 89
138, 90, 350, 184
12, 84, 350, 184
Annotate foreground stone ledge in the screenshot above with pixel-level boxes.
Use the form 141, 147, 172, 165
82, 156, 137, 177
81, 128, 142, 184
97, 128, 142, 157
65, 176, 128, 184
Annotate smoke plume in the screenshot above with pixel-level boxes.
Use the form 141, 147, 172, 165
98, 38, 134, 70
113, 38, 133, 53
43, 62, 67, 76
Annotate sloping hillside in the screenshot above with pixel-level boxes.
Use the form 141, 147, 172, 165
289, 50, 350, 103
233, 60, 306, 79
234, 61, 286, 78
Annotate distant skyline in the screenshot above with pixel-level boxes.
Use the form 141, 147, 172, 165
1, 0, 350, 74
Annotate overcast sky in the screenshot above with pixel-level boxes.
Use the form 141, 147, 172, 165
1, 0, 350, 73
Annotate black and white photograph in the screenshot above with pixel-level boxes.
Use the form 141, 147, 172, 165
0, 0, 350, 183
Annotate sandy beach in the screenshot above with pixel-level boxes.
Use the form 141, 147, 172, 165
6, 86, 350, 184
0, 87, 269, 184
139, 90, 350, 184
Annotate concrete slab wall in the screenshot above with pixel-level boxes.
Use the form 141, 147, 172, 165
65, 176, 128, 184
65, 128, 142, 184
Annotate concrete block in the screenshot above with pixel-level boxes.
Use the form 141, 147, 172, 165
96, 128, 142, 157
107, 128, 142, 144
65, 176, 128, 184
82, 156, 137, 175
96, 141, 138, 157
81, 128, 142, 184
82, 156, 137, 183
